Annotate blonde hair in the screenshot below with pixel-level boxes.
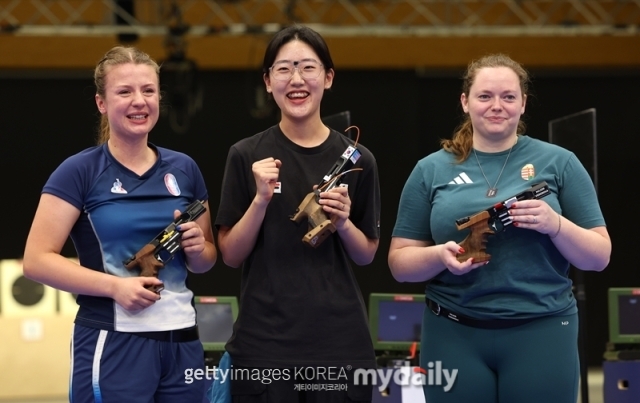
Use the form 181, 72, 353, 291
441, 54, 530, 162
94, 46, 160, 144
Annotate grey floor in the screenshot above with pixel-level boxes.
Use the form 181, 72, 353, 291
0, 367, 606, 403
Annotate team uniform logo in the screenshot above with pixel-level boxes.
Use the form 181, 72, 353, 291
521, 164, 535, 180
164, 174, 181, 196
449, 172, 473, 184
110, 178, 127, 194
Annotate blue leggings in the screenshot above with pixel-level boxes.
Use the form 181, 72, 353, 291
420, 310, 579, 403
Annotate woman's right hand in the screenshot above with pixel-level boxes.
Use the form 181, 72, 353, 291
112, 277, 163, 311
252, 157, 282, 206
439, 241, 488, 276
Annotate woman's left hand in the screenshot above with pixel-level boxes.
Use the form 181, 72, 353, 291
174, 210, 206, 258
319, 186, 351, 230
508, 200, 560, 236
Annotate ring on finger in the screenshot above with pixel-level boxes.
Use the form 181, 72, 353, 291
533, 216, 537, 224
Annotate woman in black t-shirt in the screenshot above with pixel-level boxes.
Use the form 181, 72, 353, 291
215, 24, 381, 403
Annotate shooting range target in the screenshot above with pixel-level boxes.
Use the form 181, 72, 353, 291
0, 259, 56, 317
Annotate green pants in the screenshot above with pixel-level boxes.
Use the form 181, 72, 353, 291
420, 309, 579, 403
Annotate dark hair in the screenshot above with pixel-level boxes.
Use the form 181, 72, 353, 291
442, 53, 530, 162
262, 24, 334, 75
94, 46, 160, 144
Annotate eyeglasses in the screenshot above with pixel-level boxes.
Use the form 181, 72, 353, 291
269, 60, 324, 81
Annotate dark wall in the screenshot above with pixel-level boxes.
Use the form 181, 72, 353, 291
1, 68, 638, 367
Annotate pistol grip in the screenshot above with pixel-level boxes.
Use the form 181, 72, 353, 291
290, 192, 317, 223
145, 283, 165, 294
124, 244, 165, 294
125, 252, 164, 277
291, 191, 336, 247
134, 259, 164, 294
303, 219, 337, 248
456, 224, 494, 263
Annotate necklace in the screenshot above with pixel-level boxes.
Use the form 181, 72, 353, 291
473, 140, 515, 198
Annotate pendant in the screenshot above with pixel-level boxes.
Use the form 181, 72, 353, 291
486, 188, 498, 198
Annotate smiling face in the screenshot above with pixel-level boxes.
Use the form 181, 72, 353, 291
95, 63, 159, 141
264, 40, 334, 124
461, 66, 526, 147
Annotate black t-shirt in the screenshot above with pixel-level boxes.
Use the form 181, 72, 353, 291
215, 125, 380, 368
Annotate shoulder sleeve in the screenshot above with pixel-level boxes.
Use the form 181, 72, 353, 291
348, 145, 381, 240
214, 145, 253, 229
558, 153, 606, 229
186, 156, 209, 202
42, 154, 91, 210
392, 161, 433, 241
